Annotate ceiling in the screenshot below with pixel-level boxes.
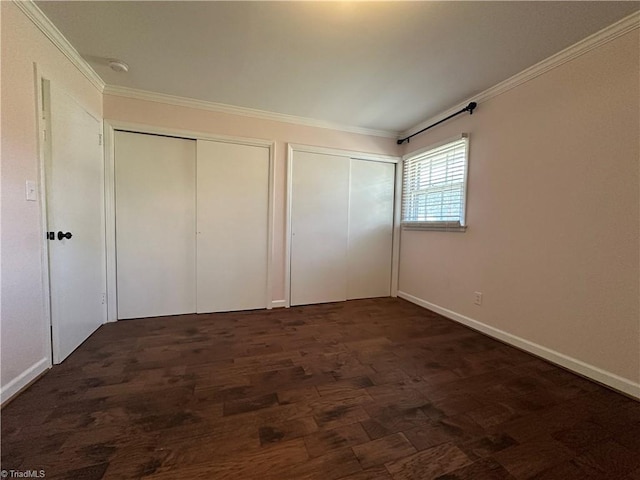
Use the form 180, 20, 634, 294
36, 1, 639, 134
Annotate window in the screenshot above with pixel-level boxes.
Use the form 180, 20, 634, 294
401, 135, 469, 231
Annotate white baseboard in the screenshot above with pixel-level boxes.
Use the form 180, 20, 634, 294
0, 357, 50, 405
397, 291, 640, 400
271, 300, 287, 309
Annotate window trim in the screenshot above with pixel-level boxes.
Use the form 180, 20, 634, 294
400, 133, 469, 232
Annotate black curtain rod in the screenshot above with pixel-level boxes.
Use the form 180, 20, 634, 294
397, 101, 477, 145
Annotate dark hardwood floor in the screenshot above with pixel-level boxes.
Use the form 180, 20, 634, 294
2, 298, 639, 479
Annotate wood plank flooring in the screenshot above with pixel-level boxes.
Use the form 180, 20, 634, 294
2, 298, 639, 479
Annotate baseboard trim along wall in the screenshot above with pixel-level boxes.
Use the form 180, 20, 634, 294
0, 357, 51, 406
271, 300, 287, 309
397, 291, 640, 400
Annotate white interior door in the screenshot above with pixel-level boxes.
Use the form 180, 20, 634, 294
196, 141, 269, 312
114, 131, 196, 319
290, 151, 349, 306
45, 81, 106, 363
348, 159, 395, 299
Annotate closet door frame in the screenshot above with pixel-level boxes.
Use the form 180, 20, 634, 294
286, 143, 401, 308
103, 121, 275, 322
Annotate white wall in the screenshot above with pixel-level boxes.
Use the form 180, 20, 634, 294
0, 2, 103, 403
398, 29, 640, 397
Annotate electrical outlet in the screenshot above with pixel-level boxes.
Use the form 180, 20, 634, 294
474, 291, 483, 306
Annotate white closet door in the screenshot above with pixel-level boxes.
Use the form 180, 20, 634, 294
348, 159, 395, 299
115, 131, 196, 319
196, 141, 269, 312
290, 152, 349, 306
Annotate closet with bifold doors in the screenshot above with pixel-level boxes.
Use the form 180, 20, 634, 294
114, 130, 270, 319
289, 147, 396, 306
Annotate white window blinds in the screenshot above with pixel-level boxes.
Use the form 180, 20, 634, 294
401, 135, 468, 231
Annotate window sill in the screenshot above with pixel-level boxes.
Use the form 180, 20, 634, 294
401, 222, 467, 232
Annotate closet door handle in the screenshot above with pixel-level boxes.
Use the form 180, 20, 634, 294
57, 231, 73, 240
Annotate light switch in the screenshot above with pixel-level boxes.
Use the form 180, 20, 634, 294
26, 180, 37, 201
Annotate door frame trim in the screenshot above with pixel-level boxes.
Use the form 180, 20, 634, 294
285, 143, 400, 308
34, 66, 54, 367
103, 120, 276, 321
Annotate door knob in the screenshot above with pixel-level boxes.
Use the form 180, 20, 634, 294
57, 231, 73, 240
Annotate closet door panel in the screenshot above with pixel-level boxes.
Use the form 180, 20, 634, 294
115, 131, 196, 319
196, 140, 269, 312
290, 152, 349, 306
348, 159, 395, 299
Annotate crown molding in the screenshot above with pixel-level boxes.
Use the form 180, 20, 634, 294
401, 10, 640, 139
17, 0, 393, 138
16, 0, 637, 140
103, 85, 398, 139
14, 0, 392, 137
13, 0, 105, 92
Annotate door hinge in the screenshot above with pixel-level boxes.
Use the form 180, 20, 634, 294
98, 133, 103, 146
43, 129, 47, 141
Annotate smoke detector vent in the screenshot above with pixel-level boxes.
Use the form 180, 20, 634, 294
108, 60, 129, 73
